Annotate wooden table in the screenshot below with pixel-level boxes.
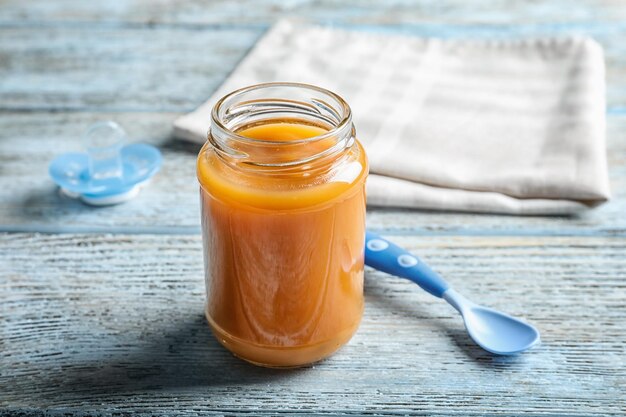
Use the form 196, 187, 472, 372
1, 1, 625, 416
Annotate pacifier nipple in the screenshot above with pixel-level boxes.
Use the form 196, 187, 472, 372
84, 121, 125, 184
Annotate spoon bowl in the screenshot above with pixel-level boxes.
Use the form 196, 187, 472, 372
444, 289, 540, 355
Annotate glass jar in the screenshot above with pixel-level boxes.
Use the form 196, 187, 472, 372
197, 82, 368, 367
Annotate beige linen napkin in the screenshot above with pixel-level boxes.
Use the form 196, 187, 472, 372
175, 20, 610, 214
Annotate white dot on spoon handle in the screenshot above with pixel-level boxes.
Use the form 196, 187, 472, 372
397, 254, 419, 267
367, 239, 389, 252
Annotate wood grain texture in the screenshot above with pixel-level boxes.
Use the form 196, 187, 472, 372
2, 22, 626, 113
0, 111, 624, 235
1, 233, 625, 416
2, 1, 626, 415
0, 25, 261, 112
2, 0, 626, 26
1, 0, 626, 115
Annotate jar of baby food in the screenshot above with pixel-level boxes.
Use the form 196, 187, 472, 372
197, 82, 368, 367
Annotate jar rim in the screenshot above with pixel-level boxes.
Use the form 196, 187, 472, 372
210, 82, 352, 146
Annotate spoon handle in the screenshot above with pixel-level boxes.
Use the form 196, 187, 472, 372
365, 231, 450, 298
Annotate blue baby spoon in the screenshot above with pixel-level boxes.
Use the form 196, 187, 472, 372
49, 121, 162, 205
365, 231, 540, 355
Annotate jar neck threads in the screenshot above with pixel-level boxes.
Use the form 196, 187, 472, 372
209, 83, 355, 169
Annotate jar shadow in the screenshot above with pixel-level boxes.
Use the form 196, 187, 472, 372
30, 312, 304, 405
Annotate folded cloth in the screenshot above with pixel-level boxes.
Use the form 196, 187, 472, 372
174, 19, 610, 214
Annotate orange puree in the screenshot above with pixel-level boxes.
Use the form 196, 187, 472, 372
198, 121, 367, 367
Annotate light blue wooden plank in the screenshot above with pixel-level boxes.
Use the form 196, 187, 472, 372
0, 26, 261, 112
1, 23, 626, 113
1, 233, 624, 415
2, 0, 626, 28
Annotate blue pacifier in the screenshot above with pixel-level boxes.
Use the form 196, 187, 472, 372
49, 121, 162, 206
